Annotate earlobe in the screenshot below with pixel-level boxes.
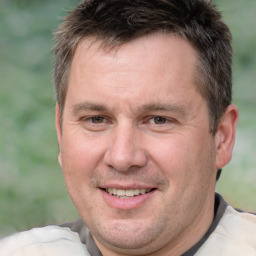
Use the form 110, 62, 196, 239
55, 104, 63, 167
215, 104, 239, 169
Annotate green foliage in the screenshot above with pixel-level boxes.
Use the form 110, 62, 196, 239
214, 0, 256, 211
0, 0, 255, 236
0, 0, 80, 236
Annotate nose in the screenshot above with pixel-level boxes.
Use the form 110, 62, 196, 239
103, 125, 148, 172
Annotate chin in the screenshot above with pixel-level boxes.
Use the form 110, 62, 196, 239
90, 217, 168, 253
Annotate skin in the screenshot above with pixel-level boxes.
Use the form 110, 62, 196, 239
56, 33, 238, 256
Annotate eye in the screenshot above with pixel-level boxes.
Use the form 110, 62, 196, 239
90, 116, 105, 123
79, 115, 111, 132
149, 116, 167, 124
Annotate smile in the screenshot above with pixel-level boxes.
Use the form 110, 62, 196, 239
104, 188, 154, 198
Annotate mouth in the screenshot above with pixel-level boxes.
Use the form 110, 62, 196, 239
101, 188, 155, 199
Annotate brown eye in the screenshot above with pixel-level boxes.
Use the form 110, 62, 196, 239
91, 116, 105, 123
152, 116, 167, 124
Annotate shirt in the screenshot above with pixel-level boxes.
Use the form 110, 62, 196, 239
1, 193, 256, 256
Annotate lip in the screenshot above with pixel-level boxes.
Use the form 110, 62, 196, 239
100, 187, 156, 210
101, 183, 155, 190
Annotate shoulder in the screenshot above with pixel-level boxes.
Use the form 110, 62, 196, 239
196, 206, 256, 256
60, 218, 88, 243
217, 206, 256, 243
0, 225, 90, 256
60, 219, 102, 256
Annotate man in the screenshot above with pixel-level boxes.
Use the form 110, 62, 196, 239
0, 0, 255, 255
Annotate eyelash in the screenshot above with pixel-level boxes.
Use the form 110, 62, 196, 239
81, 115, 175, 126
81, 116, 108, 124
89, 116, 106, 124
148, 116, 168, 125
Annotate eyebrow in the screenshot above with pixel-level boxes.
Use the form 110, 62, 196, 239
71, 102, 108, 116
71, 101, 187, 116
138, 103, 187, 115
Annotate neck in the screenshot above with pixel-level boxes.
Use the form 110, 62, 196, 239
95, 195, 215, 256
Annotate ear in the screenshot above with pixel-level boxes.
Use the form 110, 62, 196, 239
55, 104, 63, 167
215, 104, 239, 169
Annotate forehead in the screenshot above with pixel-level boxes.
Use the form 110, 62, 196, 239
74, 33, 198, 73
67, 33, 201, 112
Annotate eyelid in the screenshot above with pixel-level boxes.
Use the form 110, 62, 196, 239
145, 115, 176, 124
78, 115, 113, 132
81, 115, 108, 123
91, 116, 106, 123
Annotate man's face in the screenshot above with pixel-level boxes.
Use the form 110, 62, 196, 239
57, 33, 219, 255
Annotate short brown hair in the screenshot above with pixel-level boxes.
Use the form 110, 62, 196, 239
53, 0, 232, 134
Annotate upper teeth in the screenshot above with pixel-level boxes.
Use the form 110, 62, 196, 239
106, 188, 151, 197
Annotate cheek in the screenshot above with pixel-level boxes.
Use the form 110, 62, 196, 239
148, 135, 192, 173
147, 133, 214, 187
59, 134, 102, 211
61, 130, 102, 165
59, 132, 106, 189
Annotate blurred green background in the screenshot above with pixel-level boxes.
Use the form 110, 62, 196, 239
0, 0, 255, 237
